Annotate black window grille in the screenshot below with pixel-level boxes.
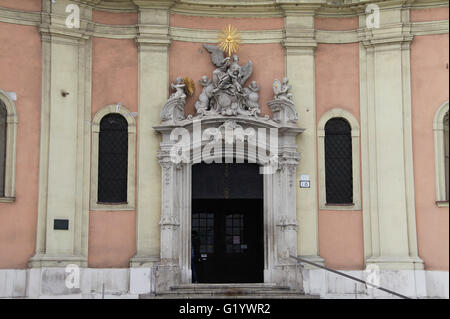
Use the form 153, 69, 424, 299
325, 118, 353, 204
444, 112, 449, 201
0, 101, 6, 196
225, 213, 244, 253
192, 213, 214, 254
98, 113, 128, 203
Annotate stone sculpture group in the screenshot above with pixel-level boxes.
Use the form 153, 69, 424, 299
160, 43, 298, 124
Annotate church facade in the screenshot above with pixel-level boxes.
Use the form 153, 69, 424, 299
0, 0, 448, 298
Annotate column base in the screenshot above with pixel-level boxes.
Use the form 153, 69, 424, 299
129, 254, 160, 268
297, 255, 325, 269
28, 254, 88, 268
366, 256, 424, 270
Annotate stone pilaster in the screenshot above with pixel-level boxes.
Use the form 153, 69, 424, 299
281, 3, 324, 267
30, 0, 92, 268
130, 2, 174, 268
358, 2, 423, 271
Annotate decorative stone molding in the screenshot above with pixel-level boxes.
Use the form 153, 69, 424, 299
90, 104, 137, 211
0, 89, 18, 200
433, 101, 449, 204
153, 112, 304, 292
317, 108, 361, 211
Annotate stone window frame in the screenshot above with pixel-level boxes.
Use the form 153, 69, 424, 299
434, 101, 449, 207
90, 104, 136, 210
0, 89, 18, 203
318, 108, 361, 211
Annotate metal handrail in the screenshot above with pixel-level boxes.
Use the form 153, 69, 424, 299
290, 255, 411, 299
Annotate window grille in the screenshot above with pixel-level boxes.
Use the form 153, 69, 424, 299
0, 101, 6, 196
98, 113, 128, 203
325, 118, 353, 204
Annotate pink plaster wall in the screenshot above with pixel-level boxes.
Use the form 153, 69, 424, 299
91, 38, 138, 115
170, 41, 284, 118
0, 22, 41, 268
88, 211, 136, 268
319, 211, 365, 269
170, 14, 284, 30
92, 10, 138, 25
315, 42, 364, 270
315, 43, 360, 121
410, 7, 449, 22
314, 16, 358, 31
0, 0, 41, 11
89, 37, 138, 268
411, 33, 449, 271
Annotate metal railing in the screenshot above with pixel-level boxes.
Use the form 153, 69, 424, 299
290, 255, 411, 299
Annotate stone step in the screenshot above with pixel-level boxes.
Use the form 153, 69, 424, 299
141, 293, 319, 299
170, 283, 291, 291
139, 283, 320, 299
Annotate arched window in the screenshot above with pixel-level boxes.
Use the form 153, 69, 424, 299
91, 104, 136, 210
98, 113, 128, 203
0, 90, 17, 202
444, 112, 449, 201
0, 100, 6, 196
434, 102, 449, 206
318, 108, 361, 210
325, 118, 353, 204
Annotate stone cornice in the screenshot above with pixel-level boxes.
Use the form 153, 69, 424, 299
0, 2, 447, 43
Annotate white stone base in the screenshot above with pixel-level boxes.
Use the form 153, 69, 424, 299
302, 268, 449, 299
0, 268, 448, 299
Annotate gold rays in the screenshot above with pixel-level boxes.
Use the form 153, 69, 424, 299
217, 24, 241, 57
183, 77, 195, 96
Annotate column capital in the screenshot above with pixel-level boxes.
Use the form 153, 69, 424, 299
282, 8, 317, 53
132, 0, 176, 10
358, 24, 413, 49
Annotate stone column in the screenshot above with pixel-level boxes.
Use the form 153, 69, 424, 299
30, 0, 92, 269
358, 3, 424, 296
272, 150, 302, 290
281, 4, 324, 266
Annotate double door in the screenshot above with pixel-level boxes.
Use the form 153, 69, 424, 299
192, 198, 264, 283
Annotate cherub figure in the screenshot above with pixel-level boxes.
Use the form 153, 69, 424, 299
243, 80, 260, 111
169, 77, 186, 100
195, 75, 214, 114
273, 77, 293, 102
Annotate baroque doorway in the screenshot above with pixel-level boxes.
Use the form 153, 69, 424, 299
153, 115, 304, 292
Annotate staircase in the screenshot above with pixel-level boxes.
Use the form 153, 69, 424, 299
139, 283, 319, 299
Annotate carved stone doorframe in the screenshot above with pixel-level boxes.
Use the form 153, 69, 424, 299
153, 114, 304, 292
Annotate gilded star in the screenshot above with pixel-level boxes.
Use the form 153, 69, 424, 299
217, 24, 241, 57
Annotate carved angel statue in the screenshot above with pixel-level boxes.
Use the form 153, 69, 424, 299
161, 76, 188, 122
273, 77, 293, 102
195, 75, 214, 115
199, 44, 255, 116
243, 81, 260, 114
169, 77, 186, 100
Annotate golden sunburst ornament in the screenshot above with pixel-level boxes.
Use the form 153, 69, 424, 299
217, 24, 241, 57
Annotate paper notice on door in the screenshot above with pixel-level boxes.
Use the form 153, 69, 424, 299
233, 236, 240, 244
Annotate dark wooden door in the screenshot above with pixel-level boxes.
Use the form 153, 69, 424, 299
192, 199, 264, 283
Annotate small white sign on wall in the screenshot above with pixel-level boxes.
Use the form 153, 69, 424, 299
300, 174, 310, 188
